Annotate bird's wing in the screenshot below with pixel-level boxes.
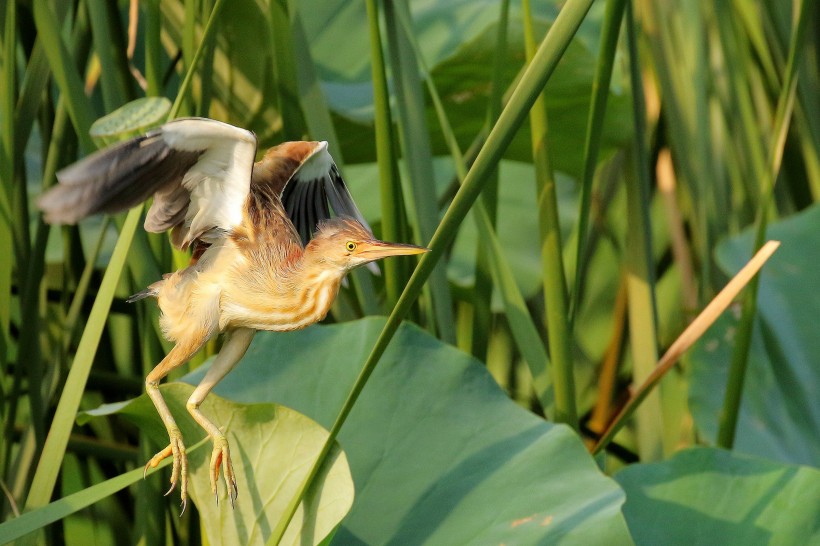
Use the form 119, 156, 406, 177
39, 117, 257, 248
254, 141, 371, 245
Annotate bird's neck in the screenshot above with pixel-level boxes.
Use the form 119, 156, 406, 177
268, 251, 346, 330
218, 242, 347, 332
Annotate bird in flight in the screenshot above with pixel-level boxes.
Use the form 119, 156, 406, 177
39, 117, 427, 511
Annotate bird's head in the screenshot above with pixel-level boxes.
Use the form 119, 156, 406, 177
306, 217, 428, 272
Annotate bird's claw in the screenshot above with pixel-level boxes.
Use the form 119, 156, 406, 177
210, 435, 238, 508
144, 430, 189, 514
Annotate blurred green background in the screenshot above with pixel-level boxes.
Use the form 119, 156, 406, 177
0, 0, 817, 544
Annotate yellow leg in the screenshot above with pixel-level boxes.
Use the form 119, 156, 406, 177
144, 336, 206, 513
186, 328, 255, 507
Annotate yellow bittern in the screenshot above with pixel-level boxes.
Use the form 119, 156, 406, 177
39, 117, 427, 510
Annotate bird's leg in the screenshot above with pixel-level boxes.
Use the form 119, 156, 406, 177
144, 336, 206, 513
185, 328, 255, 507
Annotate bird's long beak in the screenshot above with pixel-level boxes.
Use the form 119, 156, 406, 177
358, 240, 430, 261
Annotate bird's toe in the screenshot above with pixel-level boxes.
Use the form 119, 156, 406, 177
209, 435, 238, 508
146, 432, 188, 514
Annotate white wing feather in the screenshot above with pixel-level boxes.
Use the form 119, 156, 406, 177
160, 118, 257, 245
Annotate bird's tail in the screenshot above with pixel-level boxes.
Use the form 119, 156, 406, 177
126, 281, 161, 303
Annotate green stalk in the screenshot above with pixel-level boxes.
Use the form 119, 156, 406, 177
623, 1, 661, 461
23, 206, 143, 515
198, 0, 217, 117
32, 0, 95, 153
469, 0, 509, 360
717, 0, 809, 449
0, 0, 17, 481
522, 0, 576, 428
169, 0, 227, 121
642, 0, 721, 296
569, 0, 626, 326
63, 218, 111, 353
0, 0, 15, 371
14, 43, 50, 154
6, 0, 30, 272
482, 0, 509, 219
86, 0, 127, 110
393, 6, 553, 411
14, 99, 72, 461
382, 0, 455, 341
268, 0, 307, 139
365, 0, 407, 310
144, 0, 163, 96
268, 0, 597, 539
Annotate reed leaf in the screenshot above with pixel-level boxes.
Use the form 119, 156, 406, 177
569, 0, 626, 326
469, 0, 509, 361
0, 0, 15, 371
522, 0, 576, 428
86, 0, 128, 110
717, 0, 810, 449
364, 0, 408, 310
32, 0, 95, 152
623, 1, 662, 461
382, 1, 455, 341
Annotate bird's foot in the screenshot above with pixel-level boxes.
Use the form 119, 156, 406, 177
210, 434, 238, 508
144, 428, 189, 514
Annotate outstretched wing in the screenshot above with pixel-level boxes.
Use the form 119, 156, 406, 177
39, 117, 257, 248
254, 140, 371, 245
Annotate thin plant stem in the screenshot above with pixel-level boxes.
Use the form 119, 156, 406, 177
717, 0, 809, 449
365, 0, 406, 310
594, 241, 780, 454
623, 0, 662, 460
522, 0, 577, 428
569, 0, 626, 327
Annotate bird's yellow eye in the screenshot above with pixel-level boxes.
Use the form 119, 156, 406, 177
345, 241, 357, 252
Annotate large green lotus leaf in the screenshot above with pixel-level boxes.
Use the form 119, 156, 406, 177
180, 318, 631, 544
688, 205, 820, 466
616, 447, 820, 545
86, 384, 353, 546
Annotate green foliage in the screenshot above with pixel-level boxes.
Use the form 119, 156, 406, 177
616, 447, 820, 545
0, 0, 817, 544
